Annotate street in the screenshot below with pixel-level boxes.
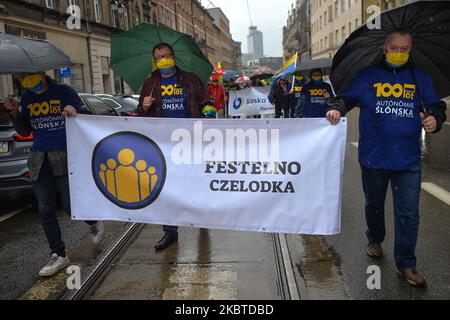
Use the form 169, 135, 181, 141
0, 109, 448, 300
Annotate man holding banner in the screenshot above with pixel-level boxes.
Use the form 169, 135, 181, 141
137, 42, 215, 251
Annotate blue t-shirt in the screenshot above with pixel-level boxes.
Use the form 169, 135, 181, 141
341, 65, 441, 171
160, 75, 188, 118
20, 81, 83, 152
301, 81, 335, 118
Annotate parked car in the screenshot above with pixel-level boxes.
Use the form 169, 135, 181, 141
78, 93, 119, 116
0, 93, 119, 193
96, 94, 139, 116
0, 100, 33, 192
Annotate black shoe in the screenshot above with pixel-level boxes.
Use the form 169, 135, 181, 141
154, 232, 178, 251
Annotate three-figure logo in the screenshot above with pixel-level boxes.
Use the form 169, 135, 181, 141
233, 97, 243, 110
92, 132, 166, 209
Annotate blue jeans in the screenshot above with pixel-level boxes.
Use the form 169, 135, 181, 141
361, 164, 421, 269
32, 156, 95, 257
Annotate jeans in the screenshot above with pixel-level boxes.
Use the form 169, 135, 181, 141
33, 156, 95, 257
361, 164, 421, 268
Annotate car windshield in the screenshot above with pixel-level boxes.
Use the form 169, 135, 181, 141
114, 97, 138, 112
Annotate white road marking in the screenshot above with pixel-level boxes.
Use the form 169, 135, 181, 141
421, 183, 450, 206
0, 205, 31, 223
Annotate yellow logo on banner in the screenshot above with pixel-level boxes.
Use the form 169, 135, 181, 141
161, 84, 183, 96
98, 148, 159, 203
373, 83, 416, 99
294, 86, 303, 92
92, 132, 166, 210
27, 100, 62, 116
309, 89, 327, 96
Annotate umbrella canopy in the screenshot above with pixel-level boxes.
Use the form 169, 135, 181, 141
292, 58, 333, 76
330, 0, 450, 98
223, 70, 240, 81
111, 23, 213, 93
250, 73, 274, 81
0, 33, 70, 74
235, 76, 250, 83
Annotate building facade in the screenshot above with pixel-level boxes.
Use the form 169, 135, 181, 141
207, 7, 233, 70
282, 0, 311, 62
0, 0, 233, 97
310, 0, 362, 59
231, 40, 242, 72
247, 26, 263, 60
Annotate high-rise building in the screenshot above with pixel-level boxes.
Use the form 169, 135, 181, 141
247, 26, 264, 60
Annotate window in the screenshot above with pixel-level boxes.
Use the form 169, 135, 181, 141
355, 18, 359, 27
320, 39, 323, 50
324, 11, 328, 25
46, 0, 54, 8
68, 0, 78, 6
341, 0, 346, 13
341, 26, 346, 43
328, 6, 333, 22
94, 0, 102, 23
349, 22, 352, 33
320, 16, 323, 29
335, 30, 339, 46
335, 1, 339, 17
325, 36, 328, 49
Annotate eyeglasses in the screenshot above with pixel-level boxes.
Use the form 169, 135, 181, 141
154, 54, 174, 61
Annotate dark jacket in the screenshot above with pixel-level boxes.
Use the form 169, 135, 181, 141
268, 80, 292, 107
137, 67, 212, 118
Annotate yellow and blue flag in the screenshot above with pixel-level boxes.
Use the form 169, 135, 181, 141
274, 53, 298, 81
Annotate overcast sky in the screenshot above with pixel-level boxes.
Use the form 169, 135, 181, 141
201, 0, 294, 57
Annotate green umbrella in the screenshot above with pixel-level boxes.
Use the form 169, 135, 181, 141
111, 23, 213, 93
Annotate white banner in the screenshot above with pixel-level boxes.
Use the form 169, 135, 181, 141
228, 86, 274, 116
67, 115, 347, 235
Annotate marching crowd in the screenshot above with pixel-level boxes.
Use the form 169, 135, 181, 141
2, 30, 447, 288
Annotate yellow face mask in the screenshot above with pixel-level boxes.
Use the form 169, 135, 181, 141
156, 58, 175, 70
386, 52, 409, 67
21, 74, 43, 89
295, 76, 303, 81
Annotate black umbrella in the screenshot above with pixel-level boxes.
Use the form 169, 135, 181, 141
0, 33, 71, 74
250, 73, 274, 81
292, 58, 333, 76
330, 0, 450, 98
223, 70, 240, 81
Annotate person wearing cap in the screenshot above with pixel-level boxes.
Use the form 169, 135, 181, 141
289, 75, 308, 118
294, 69, 334, 118
137, 42, 215, 251
3, 72, 104, 277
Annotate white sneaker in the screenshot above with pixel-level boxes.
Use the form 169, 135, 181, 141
91, 221, 104, 245
38, 253, 70, 277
